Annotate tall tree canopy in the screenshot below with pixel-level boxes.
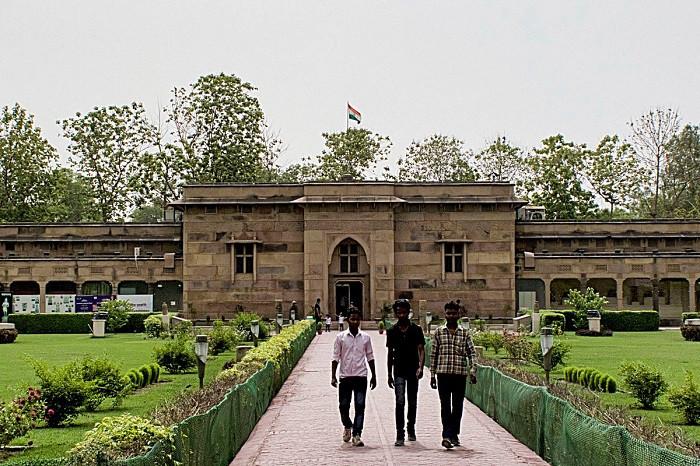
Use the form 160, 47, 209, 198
167, 73, 267, 183
0, 104, 58, 221
61, 103, 156, 222
662, 124, 700, 217
584, 135, 647, 218
524, 135, 596, 219
474, 135, 528, 196
397, 134, 476, 182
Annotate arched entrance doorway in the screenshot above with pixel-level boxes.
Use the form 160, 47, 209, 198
329, 238, 369, 319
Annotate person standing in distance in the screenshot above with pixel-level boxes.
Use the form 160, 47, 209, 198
386, 299, 425, 446
331, 308, 377, 447
429, 300, 477, 449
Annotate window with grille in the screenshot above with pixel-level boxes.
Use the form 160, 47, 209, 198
444, 243, 463, 273
235, 244, 254, 274
339, 243, 359, 273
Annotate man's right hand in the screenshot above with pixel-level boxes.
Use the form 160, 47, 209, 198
430, 375, 437, 389
388, 376, 394, 389
331, 376, 338, 388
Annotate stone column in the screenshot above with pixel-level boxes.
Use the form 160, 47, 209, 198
39, 281, 46, 314
616, 279, 624, 310
689, 278, 697, 312
580, 274, 588, 292
544, 279, 551, 309
652, 278, 660, 312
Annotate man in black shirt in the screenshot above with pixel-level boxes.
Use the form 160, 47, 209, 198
386, 299, 425, 446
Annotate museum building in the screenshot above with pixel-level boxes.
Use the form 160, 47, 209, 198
0, 182, 698, 325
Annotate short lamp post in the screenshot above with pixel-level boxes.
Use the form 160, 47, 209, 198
290, 309, 296, 324
276, 312, 283, 332
250, 320, 260, 347
459, 317, 470, 330
195, 335, 209, 389
425, 311, 432, 333
540, 326, 554, 385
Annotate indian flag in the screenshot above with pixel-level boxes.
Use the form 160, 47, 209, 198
347, 103, 361, 124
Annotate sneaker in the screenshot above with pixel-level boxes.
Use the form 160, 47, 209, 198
394, 438, 405, 447
441, 438, 454, 449
352, 435, 365, 447
407, 432, 417, 442
342, 428, 351, 442
450, 437, 460, 446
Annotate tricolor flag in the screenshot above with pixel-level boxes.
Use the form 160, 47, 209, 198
347, 103, 361, 124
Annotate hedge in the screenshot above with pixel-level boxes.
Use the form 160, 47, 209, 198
600, 311, 659, 331
540, 311, 565, 329
8, 313, 158, 334
565, 366, 617, 393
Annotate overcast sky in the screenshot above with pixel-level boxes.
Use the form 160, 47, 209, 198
2, 1, 699, 170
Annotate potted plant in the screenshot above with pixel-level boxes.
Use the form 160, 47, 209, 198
378, 320, 385, 334
316, 321, 323, 335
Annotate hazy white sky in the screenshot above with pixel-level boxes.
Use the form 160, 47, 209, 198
2, 1, 699, 169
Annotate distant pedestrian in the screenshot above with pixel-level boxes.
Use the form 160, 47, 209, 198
331, 308, 377, 447
387, 299, 425, 446
338, 314, 345, 331
325, 314, 332, 332
429, 300, 477, 450
314, 298, 322, 322
290, 301, 298, 323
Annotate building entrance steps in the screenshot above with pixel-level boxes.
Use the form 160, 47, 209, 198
232, 331, 547, 465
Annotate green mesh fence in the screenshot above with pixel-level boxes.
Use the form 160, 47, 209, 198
117, 321, 316, 466
424, 337, 700, 466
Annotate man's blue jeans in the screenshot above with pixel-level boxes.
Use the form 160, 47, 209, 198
394, 375, 419, 439
338, 377, 367, 436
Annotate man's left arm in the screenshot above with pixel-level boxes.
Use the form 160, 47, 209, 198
416, 327, 425, 379
365, 336, 377, 390
465, 332, 477, 374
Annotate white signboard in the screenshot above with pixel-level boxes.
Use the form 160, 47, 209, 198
13, 295, 40, 314
117, 294, 153, 312
46, 294, 76, 313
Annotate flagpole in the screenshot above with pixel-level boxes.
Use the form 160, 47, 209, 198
346, 102, 349, 133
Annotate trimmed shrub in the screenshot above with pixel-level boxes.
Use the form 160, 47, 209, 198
80, 356, 129, 410
29, 359, 91, 426
69, 414, 173, 466
606, 377, 617, 393
153, 337, 196, 374
680, 325, 700, 342
0, 327, 18, 343
565, 366, 617, 393
150, 363, 161, 383
668, 371, 700, 425
8, 312, 158, 334
620, 362, 668, 409
143, 315, 164, 338
540, 311, 566, 330
121, 312, 159, 333
135, 371, 144, 388
126, 370, 139, 387
139, 366, 151, 387
601, 311, 659, 331
556, 310, 579, 331
682, 312, 700, 322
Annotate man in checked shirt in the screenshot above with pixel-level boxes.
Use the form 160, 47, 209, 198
429, 300, 477, 450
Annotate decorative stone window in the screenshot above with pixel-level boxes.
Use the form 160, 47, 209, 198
437, 238, 471, 282
339, 243, 359, 273
227, 236, 262, 282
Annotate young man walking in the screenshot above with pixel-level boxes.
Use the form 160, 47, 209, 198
429, 300, 477, 449
331, 308, 377, 446
386, 299, 425, 446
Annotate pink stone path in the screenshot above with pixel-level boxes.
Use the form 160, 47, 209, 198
232, 330, 548, 466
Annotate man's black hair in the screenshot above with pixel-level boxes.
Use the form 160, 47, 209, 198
348, 307, 362, 318
392, 299, 410, 311
444, 300, 460, 311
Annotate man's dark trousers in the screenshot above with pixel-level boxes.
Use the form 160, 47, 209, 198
394, 375, 418, 439
437, 373, 467, 440
338, 377, 367, 436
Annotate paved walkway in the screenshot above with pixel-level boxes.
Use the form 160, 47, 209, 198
233, 330, 547, 466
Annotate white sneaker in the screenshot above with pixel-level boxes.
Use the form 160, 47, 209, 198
352, 435, 364, 447
342, 428, 351, 442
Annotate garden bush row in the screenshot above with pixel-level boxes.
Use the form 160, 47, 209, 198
564, 366, 617, 393
537, 310, 659, 331
8, 312, 159, 334
126, 363, 161, 389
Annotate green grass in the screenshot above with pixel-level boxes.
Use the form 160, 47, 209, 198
483, 330, 700, 443
0, 334, 234, 462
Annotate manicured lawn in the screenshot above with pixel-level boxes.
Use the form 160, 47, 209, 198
0, 333, 234, 462
483, 330, 700, 442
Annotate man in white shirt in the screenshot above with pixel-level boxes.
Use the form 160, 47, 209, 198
331, 309, 377, 447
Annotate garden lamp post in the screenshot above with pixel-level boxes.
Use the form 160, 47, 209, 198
425, 311, 432, 333
459, 317, 470, 330
195, 335, 209, 389
250, 320, 260, 347
276, 311, 283, 332
540, 326, 554, 385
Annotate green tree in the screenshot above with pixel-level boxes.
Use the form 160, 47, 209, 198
397, 134, 476, 182
662, 124, 700, 217
292, 128, 392, 181
475, 135, 528, 196
584, 135, 648, 218
167, 73, 267, 183
0, 104, 58, 221
61, 103, 156, 222
44, 168, 101, 222
524, 135, 596, 219
130, 204, 164, 222
628, 108, 680, 217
